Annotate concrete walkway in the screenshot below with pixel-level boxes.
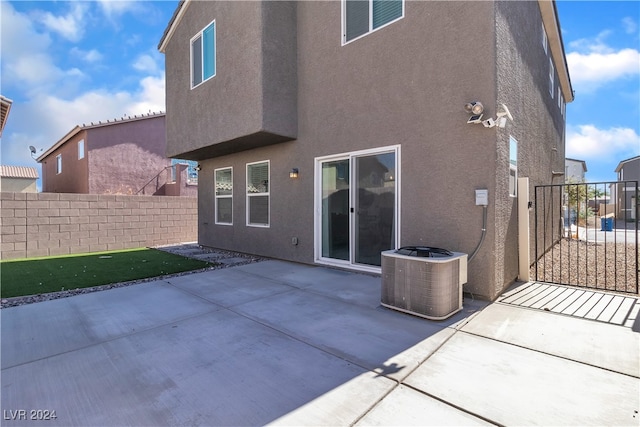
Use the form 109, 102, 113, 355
2, 260, 639, 426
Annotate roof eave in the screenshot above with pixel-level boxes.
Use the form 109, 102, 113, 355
158, 0, 190, 53
36, 126, 83, 163
538, 0, 574, 103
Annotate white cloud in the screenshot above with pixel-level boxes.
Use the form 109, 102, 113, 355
97, 0, 140, 19
133, 54, 159, 74
567, 125, 640, 164
70, 47, 104, 63
622, 17, 638, 35
566, 48, 640, 92
0, 2, 51, 60
38, 2, 88, 42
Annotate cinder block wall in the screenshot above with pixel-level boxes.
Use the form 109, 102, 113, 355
0, 192, 197, 260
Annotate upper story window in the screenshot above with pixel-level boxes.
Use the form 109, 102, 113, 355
56, 154, 62, 174
343, 0, 404, 45
542, 23, 548, 55
191, 20, 216, 89
78, 139, 85, 159
549, 57, 554, 97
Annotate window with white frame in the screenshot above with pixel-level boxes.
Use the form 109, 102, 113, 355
246, 161, 270, 226
549, 57, 554, 97
542, 23, 547, 54
343, 0, 403, 44
78, 139, 85, 159
509, 136, 518, 197
215, 167, 233, 225
191, 21, 216, 89
56, 154, 62, 174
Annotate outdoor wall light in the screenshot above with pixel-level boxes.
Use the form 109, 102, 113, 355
195, 164, 202, 172
464, 101, 484, 115
289, 168, 299, 179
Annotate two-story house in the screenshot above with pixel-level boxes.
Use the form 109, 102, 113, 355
614, 155, 640, 221
158, 0, 572, 300
565, 158, 587, 183
36, 112, 196, 197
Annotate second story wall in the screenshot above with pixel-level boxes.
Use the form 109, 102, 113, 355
164, 1, 297, 160
41, 130, 89, 193
87, 115, 169, 194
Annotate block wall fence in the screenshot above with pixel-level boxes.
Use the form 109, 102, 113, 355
0, 192, 197, 260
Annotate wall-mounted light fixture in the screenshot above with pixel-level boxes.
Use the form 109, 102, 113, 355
289, 168, 299, 179
467, 103, 514, 128
464, 101, 484, 115
195, 164, 202, 171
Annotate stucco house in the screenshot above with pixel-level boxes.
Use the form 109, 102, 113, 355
614, 155, 640, 221
36, 112, 196, 197
565, 158, 587, 183
0, 165, 39, 193
0, 95, 12, 137
158, 0, 573, 300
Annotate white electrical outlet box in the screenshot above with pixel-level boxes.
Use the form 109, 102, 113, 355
475, 189, 488, 206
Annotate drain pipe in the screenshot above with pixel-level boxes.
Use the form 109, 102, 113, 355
468, 205, 487, 262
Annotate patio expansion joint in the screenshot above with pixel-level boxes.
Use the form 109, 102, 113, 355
349, 325, 503, 427
457, 329, 640, 380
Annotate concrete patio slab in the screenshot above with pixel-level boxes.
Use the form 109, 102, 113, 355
405, 332, 640, 426
233, 288, 459, 382
2, 309, 394, 427
2, 258, 638, 426
1, 281, 217, 369
354, 385, 491, 426
166, 267, 294, 307
461, 302, 640, 376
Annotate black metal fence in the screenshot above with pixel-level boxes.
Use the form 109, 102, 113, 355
533, 181, 638, 294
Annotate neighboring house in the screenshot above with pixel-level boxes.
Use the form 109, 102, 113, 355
565, 158, 587, 183
614, 155, 640, 221
0, 165, 39, 193
158, 0, 573, 300
36, 112, 196, 197
0, 95, 12, 137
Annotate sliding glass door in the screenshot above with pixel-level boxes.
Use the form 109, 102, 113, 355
317, 146, 398, 270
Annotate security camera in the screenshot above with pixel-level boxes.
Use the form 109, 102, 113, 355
482, 118, 496, 128
496, 104, 513, 121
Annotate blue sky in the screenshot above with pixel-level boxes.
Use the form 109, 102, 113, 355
1, 1, 639, 185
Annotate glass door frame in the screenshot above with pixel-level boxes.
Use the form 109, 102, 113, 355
314, 145, 401, 273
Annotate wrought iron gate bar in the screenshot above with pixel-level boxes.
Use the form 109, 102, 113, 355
533, 181, 638, 294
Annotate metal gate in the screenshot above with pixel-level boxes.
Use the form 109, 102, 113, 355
533, 181, 638, 294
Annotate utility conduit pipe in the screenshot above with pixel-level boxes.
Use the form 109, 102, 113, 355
468, 205, 487, 262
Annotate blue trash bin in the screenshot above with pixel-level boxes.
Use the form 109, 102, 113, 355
600, 217, 613, 231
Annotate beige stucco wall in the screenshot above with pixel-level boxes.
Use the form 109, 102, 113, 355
163, 1, 567, 300
0, 178, 37, 193
0, 192, 197, 260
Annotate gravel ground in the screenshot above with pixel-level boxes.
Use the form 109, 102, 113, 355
531, 238, 638, 294
1, 248, 266, 309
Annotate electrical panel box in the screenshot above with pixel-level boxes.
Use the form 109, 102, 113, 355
475, 189, 489, 206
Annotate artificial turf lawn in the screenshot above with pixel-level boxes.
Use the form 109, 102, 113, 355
0, 248, 211, 298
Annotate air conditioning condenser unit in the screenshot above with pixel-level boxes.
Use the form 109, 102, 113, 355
381, 247, 468, 320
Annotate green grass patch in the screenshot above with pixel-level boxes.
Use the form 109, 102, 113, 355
0, 248, 211, 299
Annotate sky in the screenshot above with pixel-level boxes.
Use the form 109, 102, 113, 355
0, 0, 639, 186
